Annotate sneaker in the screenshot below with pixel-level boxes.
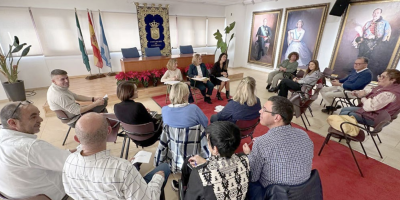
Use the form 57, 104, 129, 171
171, 180, 179, 191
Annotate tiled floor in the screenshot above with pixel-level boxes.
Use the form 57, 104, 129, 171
3, 67, 400, 200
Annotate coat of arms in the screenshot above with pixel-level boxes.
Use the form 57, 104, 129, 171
150, 20, 160, 40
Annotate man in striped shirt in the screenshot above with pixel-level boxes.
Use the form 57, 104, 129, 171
62, 113, 170, 200
243, 96, 314, 199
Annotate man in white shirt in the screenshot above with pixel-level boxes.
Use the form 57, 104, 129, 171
63, 112, 171, 200
47, 69, 108, 127
0, 102, 73, 199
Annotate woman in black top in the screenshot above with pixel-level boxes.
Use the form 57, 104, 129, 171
211, 53, 230, 100
114, 81, 162, 147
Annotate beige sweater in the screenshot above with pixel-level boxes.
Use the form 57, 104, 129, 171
161, 69, 183, 82
47, 83, 89, 124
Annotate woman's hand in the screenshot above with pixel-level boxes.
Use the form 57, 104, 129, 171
354, 90, 366, 98
188, 155, 206, 167
293, 77, 297, 82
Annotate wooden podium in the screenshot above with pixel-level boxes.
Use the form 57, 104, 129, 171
120, 54, 215, 72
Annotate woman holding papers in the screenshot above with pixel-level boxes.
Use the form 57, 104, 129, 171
161, 58, 194, 103
114, 81, 162, 147
210, 77, 261, 123
211, 53, 230, 100
188, 54, 214, 104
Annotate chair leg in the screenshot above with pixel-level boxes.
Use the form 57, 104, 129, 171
308, 107, 313, 117
377, 134, 382, 143
62, 127, 72, 146
300, 115, 308, 130
120, 135, 127, 158
319, 99, 323, 105
359, 142, 368, 159
338, 138, 342, 143
304, 113, 311, 126
318, 133, 332, 156
370, 135, 383, 159
347, 141, 364, 177
125, 138, 131, 160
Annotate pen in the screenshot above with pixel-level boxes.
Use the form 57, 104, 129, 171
194, 161, 197, 167
248, 141, 253, 146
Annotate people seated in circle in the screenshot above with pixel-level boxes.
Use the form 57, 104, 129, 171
340, 69, 400, 126
266, 52, 299, 92
210, 76, 261, 123
243, 96, 313, 199
210, 53, 230, 100
161, 58, 194, 103
114, 81, 162, 147
181, 121, 250, 200
274, 60, 321, 98
188, 54, 214, 104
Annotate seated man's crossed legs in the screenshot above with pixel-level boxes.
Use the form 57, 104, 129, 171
320, 86, 356, 113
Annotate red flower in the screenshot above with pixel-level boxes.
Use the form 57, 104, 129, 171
115, 72, 126, 81
205, 63, 213, 70
185, 66, 190, 73
125, 71, 135, 79
151, 69, 162, 78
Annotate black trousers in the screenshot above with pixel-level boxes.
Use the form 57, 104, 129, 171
277, 78, 302, 98
194, 80, 214, 96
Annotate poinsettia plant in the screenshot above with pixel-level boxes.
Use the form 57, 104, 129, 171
150, 69, 162, 84
115, 71, 140, 85
139, 70, 151, 87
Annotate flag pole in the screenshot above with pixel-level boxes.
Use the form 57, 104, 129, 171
99, 9, 113, 74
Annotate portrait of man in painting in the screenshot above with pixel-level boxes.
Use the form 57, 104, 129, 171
331, 1, 400, 81
248, 9, 282, 66
278, 4, 329, 68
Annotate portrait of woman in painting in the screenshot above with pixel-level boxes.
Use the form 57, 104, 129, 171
284, 19, 312, 67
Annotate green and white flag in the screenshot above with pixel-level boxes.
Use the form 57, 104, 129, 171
75, 11, 91, 72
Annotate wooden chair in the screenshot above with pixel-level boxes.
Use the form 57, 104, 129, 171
236, 118, 260, 139
318, 111, 391, 177
54, 110, 78, 146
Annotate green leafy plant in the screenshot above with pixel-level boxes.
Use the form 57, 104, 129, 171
213, 21, 235, 54
0, 36, 31, 83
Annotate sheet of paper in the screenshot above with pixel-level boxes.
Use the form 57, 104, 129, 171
103, 94, 108, 99
164, 81, 180, 85
214, 105, 224, 112
131, 150, 152, 164
192, 77, 208, 81
217, 77, 230, 82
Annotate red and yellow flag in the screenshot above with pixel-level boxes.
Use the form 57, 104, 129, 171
88, 12, 103, 69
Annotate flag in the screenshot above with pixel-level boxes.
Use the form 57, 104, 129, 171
98, 12, 111, 68
88, 11, 103, 69
75, 11, 90, 72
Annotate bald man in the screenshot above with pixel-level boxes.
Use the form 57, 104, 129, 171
62, 113, 171, 200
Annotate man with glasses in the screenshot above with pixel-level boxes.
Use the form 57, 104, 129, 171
321, 57, 372, 113
0, 102, 74, 199
47, 69, 108, 127
242, 96, 313, 199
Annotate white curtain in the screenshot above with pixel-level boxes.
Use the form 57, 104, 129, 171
169, 16, 178, 49
207, 17, 225, 46
177, 16, 207, 48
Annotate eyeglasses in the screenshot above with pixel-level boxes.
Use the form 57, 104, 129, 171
377, 75, 386, 79
354, 63, 366, 66
262, 106, 286, 120
11, 100, 33, 119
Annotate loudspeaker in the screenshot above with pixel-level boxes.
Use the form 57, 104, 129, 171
329, 0, 350, 16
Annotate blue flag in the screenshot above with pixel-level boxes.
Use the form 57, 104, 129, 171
98, 12, 111, 68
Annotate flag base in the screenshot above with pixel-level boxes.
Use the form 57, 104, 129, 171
85, 74, 106, 80
107, 72, 117, 76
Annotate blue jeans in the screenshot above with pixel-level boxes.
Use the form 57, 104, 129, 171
339, 107, 374, 126
247, 181, 267, 200
143, 163, 171, 200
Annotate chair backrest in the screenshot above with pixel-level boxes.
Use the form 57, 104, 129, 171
322, 68, 333, 77
370, 111, 391, 134
54, 110, 74, 124
0, 193, 51, 200
264, 169, 323, 200
121, 122, 155, 141
390, 108, 400, 122
121, 47, 140, 58
180, 45, 194, 54
296, 70, 305, 78
145, 47, 162, 57
102, 113, 120, 143
236, 117, 260, 139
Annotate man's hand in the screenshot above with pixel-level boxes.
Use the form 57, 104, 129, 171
354, 90, 366, 98
94, 97, 102, 101
94, 98, 105, 106
188, 155, 206, 167
155, 171, 165, 178
243, 143, 251, 155
331, 80, 342, 86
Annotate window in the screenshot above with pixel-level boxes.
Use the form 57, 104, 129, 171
207, 17, 225, 46
177, 16, 207, 48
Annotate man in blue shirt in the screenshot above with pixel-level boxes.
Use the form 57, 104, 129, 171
321, 57, 372, 113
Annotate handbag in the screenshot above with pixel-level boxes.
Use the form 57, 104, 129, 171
327, 115, 360, 136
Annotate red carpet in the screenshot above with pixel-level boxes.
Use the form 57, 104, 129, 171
152, 91, 400, 200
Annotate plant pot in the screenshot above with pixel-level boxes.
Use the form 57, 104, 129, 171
142, 81, 149, 88
2, 80, 26, 101
153, 79, 158, 87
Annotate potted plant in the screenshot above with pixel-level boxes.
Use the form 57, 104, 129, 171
213, 21, 235, 67
139, 70, 151, 88
150, 69, 162, 87
0, 36, 31, 101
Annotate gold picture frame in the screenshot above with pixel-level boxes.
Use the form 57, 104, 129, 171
277, 3, 329, 67
329, 0, 400, 81
247, 9, 283, 67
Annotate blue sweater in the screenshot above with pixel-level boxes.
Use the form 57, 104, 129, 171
162, 104, 208, 128
217, 98, 262, 123
339, 69, 372, 90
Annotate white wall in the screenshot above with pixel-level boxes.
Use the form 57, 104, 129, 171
0, 0, 225, 101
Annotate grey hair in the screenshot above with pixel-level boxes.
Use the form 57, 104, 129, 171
0, 103, 21, 128
75, 116, 109, 145
169, 82, 189, 105
357, 57, 369, 64
51, 69, 67, 78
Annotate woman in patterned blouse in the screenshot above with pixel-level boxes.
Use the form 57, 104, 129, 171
180, 121, 250, 200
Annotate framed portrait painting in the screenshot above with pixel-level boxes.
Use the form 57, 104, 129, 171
330, 0, 400, 81
248, 9, 283, 66
278, 3, 329, 68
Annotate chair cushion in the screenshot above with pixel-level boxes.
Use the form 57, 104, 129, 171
180, 45, 194, 54
121, 47, 140, 58
328, 126, 366, 142
145, 47, 162, 57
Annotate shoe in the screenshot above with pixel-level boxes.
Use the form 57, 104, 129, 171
321, 106, 337, 114
171, 180, 179, 192
266, 84, 271, 90
216, 92, 223, 100
226, 91, 230, 99
204, 97, 212, 104
336, 105, 342, 109
133, 162, 142, 171
268, 87, 277, 93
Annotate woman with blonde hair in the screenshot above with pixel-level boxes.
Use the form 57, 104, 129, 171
162, 82, 208, 129
273, 60, 321, 98
188, 54, 214, 104
210, 76, 261, 123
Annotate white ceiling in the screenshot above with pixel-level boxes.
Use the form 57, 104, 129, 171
134, 0, 276, 6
